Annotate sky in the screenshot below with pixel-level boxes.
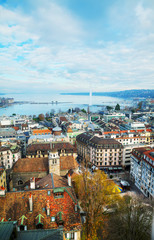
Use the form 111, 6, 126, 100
0, 0, 154, 94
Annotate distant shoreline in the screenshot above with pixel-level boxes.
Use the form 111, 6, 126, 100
61, 89, 154, 99
14, 101, 72, 104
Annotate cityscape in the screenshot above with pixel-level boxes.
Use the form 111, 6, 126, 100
0, 0, 154, 240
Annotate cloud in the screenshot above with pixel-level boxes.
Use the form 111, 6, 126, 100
0, 0, 154, 94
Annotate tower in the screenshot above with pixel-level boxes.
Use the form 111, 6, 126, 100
48, 151, 60, 176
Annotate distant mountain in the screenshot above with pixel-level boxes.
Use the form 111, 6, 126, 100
61, 89, 154, 98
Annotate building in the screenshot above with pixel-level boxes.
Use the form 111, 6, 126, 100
76, 132, 123, 172
0, 145, 21, 169
10, 157, 49, 190
104, 113, 125, 123
27, 142, 77, 159
32, 128, 52, 136
103, 129, 154, 169
10, 142, 78, 189
0, 173, 82, 239
0, 167, 6, 189
130, 147, 154, 200
49, 151, 79, 176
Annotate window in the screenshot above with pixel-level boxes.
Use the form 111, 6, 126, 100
51, 216, 55, 222
71, 232, 74, 239
36, 223, 43, 229
20, 225, 25, 231
18, 180, 23, 185
47, 190, 51, 196
54, 192, 63, 198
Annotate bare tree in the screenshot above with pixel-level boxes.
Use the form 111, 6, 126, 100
105, 195, 153, 240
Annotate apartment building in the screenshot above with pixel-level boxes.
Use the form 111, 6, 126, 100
130, 147, 154, 200
76, 132, 123, 172
103, 129, 154, 169
0, 145, 21, 169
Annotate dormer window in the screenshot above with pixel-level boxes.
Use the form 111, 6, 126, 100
35, 214, 44, 229
56, 212, 64, 226
53, 188, 64, 198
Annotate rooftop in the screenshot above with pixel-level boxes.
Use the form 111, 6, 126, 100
12, 158, 49, 173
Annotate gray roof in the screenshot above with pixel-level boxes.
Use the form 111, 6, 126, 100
16, 229, 63, 240
52, 126, 62, 131
0, 221, 17, 240
76, 132, 123, 148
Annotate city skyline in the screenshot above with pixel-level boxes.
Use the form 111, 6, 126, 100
0, 0, 154, 94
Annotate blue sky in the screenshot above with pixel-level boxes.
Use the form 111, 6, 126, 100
0, 0, 154, 94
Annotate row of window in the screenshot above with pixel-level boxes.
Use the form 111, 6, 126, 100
95, 162, 121, 166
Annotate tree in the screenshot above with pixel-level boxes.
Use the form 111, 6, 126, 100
73, 170, 121, 240
50, 109, 55, 116
38, 113, 45, 121
115, 104, 120, 111
105, 195, 153, 240
138, 101, 143, 110
81, 108, 87, 113
106, 106, 113, 111
45, 112, 49, 118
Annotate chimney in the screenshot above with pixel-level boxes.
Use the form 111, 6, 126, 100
29, 193, 33, 212
68, 173, 71, 186
0, 187, 6, 197
75, 203, 78, 212
30, 177, 35, 189
46, 200, 50, 216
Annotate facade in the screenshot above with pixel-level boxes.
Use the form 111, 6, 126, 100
10, 157, 49, 190
130, 147, 154, 200
0, 145, 21, 169
27, 142, 77, 159
0, 167, 6, 188
76, 132, 123, 172
32, 128, 52, 135
103, 129, 154, 169
104, 113, 125, 123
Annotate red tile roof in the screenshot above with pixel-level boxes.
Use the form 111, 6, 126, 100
12, 158, 48, 173
0, 188, 81, 231
60, 156, 78, 171
12, 126, 19, 131
60, 117, 68, 122
36, 174, 68, 189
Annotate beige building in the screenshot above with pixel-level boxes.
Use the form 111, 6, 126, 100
76, 132, 123, 172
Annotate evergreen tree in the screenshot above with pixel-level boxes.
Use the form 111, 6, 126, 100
115, 104, 120, 111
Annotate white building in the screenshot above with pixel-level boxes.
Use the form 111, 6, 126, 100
0, 145, 21, 169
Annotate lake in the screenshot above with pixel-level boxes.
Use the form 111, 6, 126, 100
0, 93, 133, 116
